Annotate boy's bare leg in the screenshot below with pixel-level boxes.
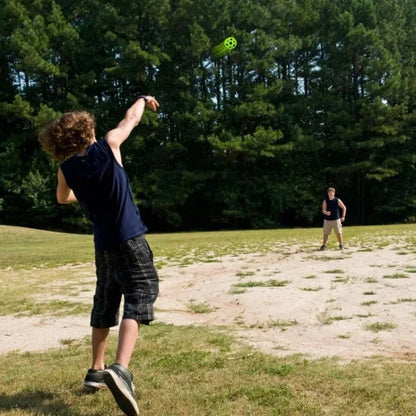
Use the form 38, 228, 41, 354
103, 319, 141, 416
91, 327, 109, 370
115, 319, 140, 368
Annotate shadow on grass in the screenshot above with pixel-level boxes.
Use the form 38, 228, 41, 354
0, 389, 103, 416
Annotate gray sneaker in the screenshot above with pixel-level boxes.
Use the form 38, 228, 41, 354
319, 245, 326, 251
104, 363, 139, 416
339, 244, 344, 250
83, 368, 107, 391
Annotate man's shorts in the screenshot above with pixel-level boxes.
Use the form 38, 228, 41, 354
91, 235, 159, 328
323, 219, 342, 236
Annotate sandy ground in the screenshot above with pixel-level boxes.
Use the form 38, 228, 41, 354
1, 243, 416, 360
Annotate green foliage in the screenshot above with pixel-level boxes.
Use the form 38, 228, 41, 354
1, 0, 416, 231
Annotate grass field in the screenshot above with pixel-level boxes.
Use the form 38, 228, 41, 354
1, 224, 416, 415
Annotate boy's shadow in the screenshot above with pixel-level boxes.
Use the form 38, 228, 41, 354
0, 389, 104, 416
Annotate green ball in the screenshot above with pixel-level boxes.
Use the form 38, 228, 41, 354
224, 37, 237, 50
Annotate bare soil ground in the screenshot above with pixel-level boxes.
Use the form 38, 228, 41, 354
2, 244, 416, 360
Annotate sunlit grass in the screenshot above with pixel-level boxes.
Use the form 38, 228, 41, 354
1, 225, 416, 414
0, 323, 415, 415
3, 223, 416, 270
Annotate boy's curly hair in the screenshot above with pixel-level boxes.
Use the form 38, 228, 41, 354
38, 111, 96, 161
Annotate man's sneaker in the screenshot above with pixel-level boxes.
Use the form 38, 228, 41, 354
319, 245, 327, 251
339, 244, 344, 250
104, 363, 139, 416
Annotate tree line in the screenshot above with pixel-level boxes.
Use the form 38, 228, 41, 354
1, 0, 416, 233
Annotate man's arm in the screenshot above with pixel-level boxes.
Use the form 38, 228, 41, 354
105, 95, 159, 165
322, 200, 330, 216
338, 199, 346, 221
57, 168, 77, 204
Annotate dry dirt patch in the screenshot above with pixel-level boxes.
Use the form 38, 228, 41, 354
1, 245, 416, 360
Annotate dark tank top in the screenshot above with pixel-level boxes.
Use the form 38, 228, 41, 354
61, 139, 147, 250
325, 197, 340, 220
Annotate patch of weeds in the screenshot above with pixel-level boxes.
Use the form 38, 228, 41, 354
300, 286, 323, 291
154, 350, 217, 373
15, 300, 91, 317
186, 300, 216, 314
365, 322, 397, 333
208, 334, 234, 353
265, 270, 281, 277
249, 321, 266, 329
236, 384, 293, 407
303, 275, 317, 279
361, 300, 378, 306
383, 273, 410, 279
364, 277, 378, 283
178, 256, 199, 266
356, 313, 373, 318
332, 276, 349, 283
317, 312, 332, 325
337, 333, 351, 339
59, 338, 76, 345
154, 307, 170, 313
236, 271, 255, 278
200, 256, 220, 263
324, 269, 344, 274
331, 315, 351, 322
403, 267, 416, 273
363, 291, 376, 295
265, 363, 294, 376
228, 286, 247, 295
233, 279, 289, 288
392, 298, 416, 304
272, 344, 290, 351
267, 319, 298, 330
59, 338, 79, 346
308, 255, 344, 261
317, 312, 352, 325
234, 315, 245, 326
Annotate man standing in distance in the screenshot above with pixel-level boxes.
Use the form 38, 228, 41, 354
39, 95, 160, 416
320, 187, 347, 251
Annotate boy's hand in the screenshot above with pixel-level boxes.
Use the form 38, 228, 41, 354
141, 96, 160, 112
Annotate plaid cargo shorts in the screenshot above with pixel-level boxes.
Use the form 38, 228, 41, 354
90, 235, 159, 328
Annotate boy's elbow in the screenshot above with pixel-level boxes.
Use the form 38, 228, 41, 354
57, 193, 74, 204
57, 196, 67, 204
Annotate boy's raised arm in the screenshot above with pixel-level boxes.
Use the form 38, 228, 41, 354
105, 96, 159, 151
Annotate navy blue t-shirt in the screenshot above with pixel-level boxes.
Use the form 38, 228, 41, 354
324, 197, 340, 220
61, 139, 147, 250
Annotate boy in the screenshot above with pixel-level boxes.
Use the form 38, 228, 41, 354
320, 187, 347, 250
38, 95, 160, 416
